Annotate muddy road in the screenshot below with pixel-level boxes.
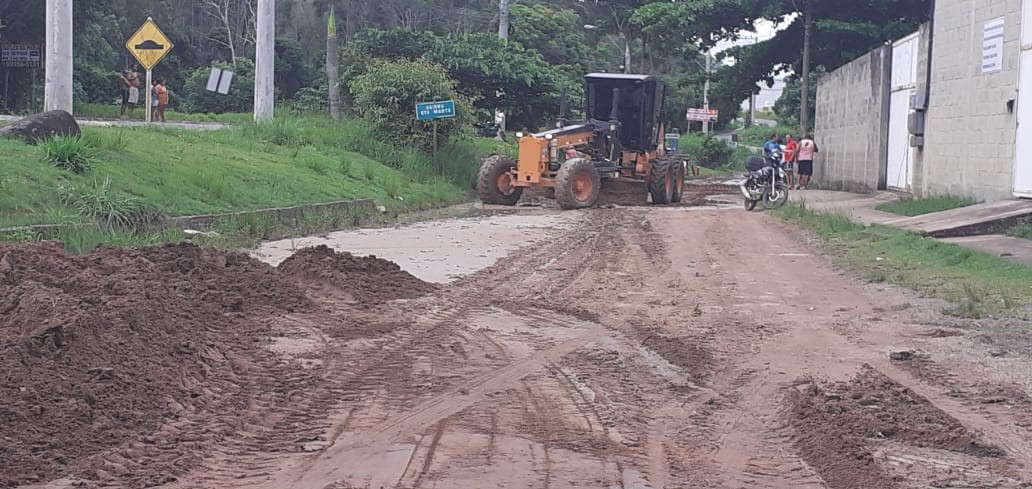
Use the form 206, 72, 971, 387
5, 199, 1032, 489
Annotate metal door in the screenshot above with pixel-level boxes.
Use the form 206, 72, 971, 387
1016, 0, 1032, 197
887, 32, 920, 191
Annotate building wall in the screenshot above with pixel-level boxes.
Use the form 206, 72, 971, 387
814, 46, 892, 193
918, 0, 1021, 201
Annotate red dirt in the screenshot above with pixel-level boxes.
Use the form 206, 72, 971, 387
787, 365, 1005, 489
0, 242, 309, 487
276, 245, 437, 306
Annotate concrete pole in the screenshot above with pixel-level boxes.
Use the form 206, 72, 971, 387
497, 0, 509, 133
800, 0, 814, 136
253, 0, 275, 122
498, 0, 510, 41
703, 50, 711, 134
44, 0, 73, 114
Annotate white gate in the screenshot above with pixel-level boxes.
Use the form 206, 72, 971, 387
1015, 0, 1032, 197
887, 32, 920, 191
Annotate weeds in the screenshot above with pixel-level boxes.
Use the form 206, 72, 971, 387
876, 195, 979, 217
776, 202, 1032, 318
58, 178, 157, 229
41, 136, 96, 174
1006, 223, 1032, 240
82, 129, 128, 151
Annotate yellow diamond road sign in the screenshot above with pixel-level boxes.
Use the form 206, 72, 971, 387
126, 18, 173, 71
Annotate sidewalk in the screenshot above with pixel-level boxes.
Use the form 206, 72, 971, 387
791, 190, 1032, 267
0, 114, 228, 131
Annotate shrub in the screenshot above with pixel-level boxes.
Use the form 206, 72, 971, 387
680, 134, 733, 168
41, 136, 96, 174
349, 59, 472, 150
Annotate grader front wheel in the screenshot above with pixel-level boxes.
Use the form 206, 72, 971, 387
649, 158, 674, 205
555, 158, 601, 209
476, 155, 523, 206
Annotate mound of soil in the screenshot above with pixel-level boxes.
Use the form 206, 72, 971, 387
0, 242, 309, 487
277, 245, 437, 306
786, 365, 1004, 489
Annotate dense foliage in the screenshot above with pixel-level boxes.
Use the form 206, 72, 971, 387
1, 0, 930, 137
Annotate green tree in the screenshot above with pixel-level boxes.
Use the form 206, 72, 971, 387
509, 4, 588, 71
349, 59, 472, 149
710, 0, 930, 130
773, 67, 824, 130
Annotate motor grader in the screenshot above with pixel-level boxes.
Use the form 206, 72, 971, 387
476, 73, 686, 209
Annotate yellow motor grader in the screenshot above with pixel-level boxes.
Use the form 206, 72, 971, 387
476, 73, 686, 209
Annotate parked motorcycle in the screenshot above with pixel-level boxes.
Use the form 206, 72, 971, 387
740, 151, 789, 211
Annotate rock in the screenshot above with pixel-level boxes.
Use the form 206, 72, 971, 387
0, 110, 80, 144
889, 350, 914, 361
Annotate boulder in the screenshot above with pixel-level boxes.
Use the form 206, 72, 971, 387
0, 110, 81, 144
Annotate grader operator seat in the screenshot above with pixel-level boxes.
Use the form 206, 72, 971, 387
476, 73, 685, 210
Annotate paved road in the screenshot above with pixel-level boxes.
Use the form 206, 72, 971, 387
0, 114, 230, 131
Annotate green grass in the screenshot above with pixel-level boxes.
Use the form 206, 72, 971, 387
875, 195, 979, 217
76, 103, 252, 124
736, 124, 798, 147
0, 115, 487, 232
777, 201, 1032, 318
1006, 223, 1032, 240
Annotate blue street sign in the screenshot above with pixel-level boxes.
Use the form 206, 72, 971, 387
416, 100, 456, 121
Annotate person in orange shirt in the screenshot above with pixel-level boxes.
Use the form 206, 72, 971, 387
783, 134, 797, 188
152, 79, 169, 123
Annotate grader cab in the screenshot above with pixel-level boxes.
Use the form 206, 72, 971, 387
476, 73, 686, 209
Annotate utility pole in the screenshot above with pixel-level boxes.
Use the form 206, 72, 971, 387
800, 0, 814, 136
623, 37, 631, 74
703, 49, 711, 134
44, 0, 73, 114
498, 0, 510, 40
327, 7, 341, 121
253, 0, 275, 122
497, 0, 509, 134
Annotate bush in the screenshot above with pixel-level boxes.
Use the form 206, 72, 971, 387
679, 134, 733, 168
40, 136, 96, 174
181, 58, 256, 114
58, 177, 157, 229
349, 60, 472, 149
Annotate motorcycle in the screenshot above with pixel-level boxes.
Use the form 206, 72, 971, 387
740, 150, 790, 211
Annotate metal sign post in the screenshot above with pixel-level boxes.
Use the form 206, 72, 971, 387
125, 17, 174, 124
415, 100, 457, 170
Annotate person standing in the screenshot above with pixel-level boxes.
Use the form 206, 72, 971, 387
783, 134, 797, 188
762, 134, 781, 167
152, 79, 169, 123
796, 134, 819, 190
119, 68, 140, 119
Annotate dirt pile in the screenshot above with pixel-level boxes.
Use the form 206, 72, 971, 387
277, 245, 437, 305
0, 242, 309, 487
786, 365, 1004, 489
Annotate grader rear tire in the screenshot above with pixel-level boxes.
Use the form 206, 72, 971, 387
649, 157, 674, 205
476, 155, 522, 205
555, 158, 601, 210
671, 160, 686, 203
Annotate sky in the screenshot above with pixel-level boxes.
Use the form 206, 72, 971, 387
710, 15, 799, 112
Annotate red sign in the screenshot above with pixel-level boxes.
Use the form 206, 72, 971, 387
686, 107, 718, 122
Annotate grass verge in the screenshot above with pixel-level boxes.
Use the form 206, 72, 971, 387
1006, 223, 1032, 240
777, 201, 1032, 318
875, 195, 979, 217
75, 103, 252, 124
1, 114, 507, 252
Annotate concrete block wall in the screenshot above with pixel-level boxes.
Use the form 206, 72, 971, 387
917, 0, 1021, 201
814, 46, 892, 193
